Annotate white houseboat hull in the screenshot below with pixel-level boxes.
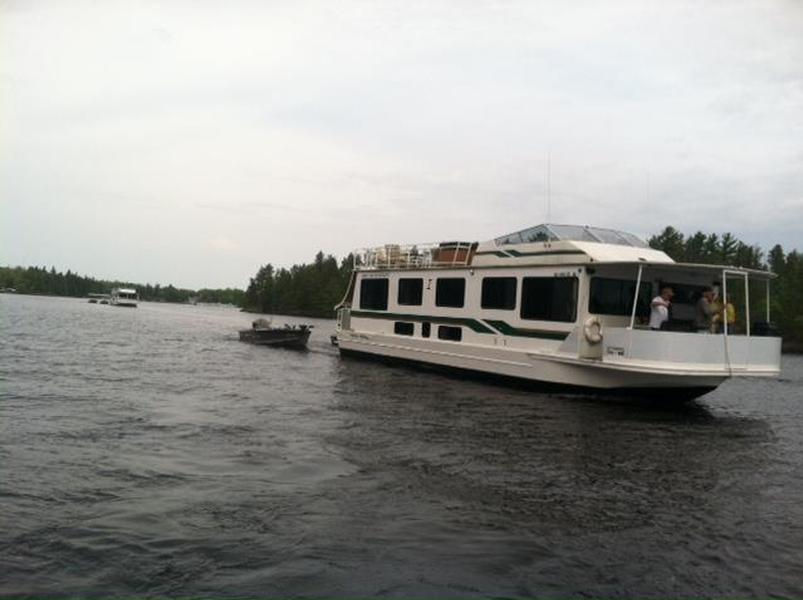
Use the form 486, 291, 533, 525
337, 328, 779, 399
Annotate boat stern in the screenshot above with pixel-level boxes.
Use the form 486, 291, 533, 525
557, 326, 782, 383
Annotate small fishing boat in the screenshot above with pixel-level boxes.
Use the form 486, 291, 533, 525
87, 293, 110, 304
239, 318, 312, 349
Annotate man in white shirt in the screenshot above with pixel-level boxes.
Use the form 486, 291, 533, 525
649, 286, 674, 330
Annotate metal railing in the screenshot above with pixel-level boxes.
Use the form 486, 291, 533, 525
353, 242, 475, 270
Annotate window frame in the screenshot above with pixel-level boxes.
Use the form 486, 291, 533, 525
397, 277, 424, 306
435, 278, 466, 308
359, 277, 389, 311
437, 325, 463, 341
520, 276, 578, 323
481, 276, 517, 310
393, 321, 415, 336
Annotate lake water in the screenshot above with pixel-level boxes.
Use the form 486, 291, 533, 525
1, 294, 802, 597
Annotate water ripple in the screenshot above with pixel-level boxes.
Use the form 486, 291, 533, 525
1, 294, 802, 598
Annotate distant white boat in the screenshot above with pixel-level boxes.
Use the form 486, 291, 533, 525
110, 287, 138, 308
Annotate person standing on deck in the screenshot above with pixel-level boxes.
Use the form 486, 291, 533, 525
649, 286, 674, 330
695, 287, 718, 332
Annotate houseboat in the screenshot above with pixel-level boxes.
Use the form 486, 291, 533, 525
110, 287, 138, 308
334, 224, 781, 400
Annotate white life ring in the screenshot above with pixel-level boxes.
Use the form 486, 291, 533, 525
583, 316, 603, 344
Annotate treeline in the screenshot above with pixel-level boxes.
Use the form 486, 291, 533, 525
196, 288, 246, 305
5, 227, 800, 348
647, 228, 765, 269
243, 251, 352, 317
649, 227, 802, 348
243, 230, 801, 349
0, 266, 245, 306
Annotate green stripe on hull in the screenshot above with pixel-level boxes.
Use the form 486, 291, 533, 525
349, 311, 570, 340
350, 310, 495, 333
504, 249, 587, 258
483, 320, 569, 340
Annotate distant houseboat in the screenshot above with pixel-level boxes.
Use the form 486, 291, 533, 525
333, 223, 781, 400
110, 288, 138, 308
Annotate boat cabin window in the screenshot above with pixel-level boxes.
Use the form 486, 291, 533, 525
359, 278, 389, 310
589, 277, 652, 317
435, 278, 465, 308
394, 322, 414, 336
437, 325, 462, 341
397, 278, 423, 306
422, 322, 431, 338
481, 277, 517, 310
520, 277, 577, 322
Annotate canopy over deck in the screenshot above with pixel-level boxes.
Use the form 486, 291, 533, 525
598, 260, 776, 279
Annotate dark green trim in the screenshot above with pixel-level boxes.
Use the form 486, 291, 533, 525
505, 249, 587, 258
350, 311, 570, 340
474, 249, 586, 259
483, 320, 569, 340
351, 310, 495, 334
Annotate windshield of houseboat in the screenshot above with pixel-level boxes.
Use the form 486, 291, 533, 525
494, 224, 649, 248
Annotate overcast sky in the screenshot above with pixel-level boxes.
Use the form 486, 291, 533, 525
2, 0, 801, 289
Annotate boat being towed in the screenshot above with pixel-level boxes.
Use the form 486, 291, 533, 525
333, 224, 781, 400
239, 318, 312, 349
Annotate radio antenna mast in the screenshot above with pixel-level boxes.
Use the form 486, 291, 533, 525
546, 151, 552, 223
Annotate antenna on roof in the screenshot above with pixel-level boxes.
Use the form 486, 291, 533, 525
546, 151, 552, 223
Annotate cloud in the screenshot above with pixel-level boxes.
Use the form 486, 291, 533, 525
1, 0, 802, 288
208, 236, 239, 253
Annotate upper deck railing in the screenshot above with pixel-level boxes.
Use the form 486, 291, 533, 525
354, 241, 476, 270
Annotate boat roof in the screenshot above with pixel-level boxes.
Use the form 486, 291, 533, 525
476, 224, 675, 265
352, 224, 774, 278
490, 224, 773, 277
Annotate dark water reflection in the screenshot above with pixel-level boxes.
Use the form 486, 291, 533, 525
1, 295, 801, 597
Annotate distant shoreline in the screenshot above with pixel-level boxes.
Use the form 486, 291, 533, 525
0, 291, 219, 306
240, 306, 336, 320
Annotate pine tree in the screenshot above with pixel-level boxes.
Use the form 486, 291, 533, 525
648, 226, 685, 260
